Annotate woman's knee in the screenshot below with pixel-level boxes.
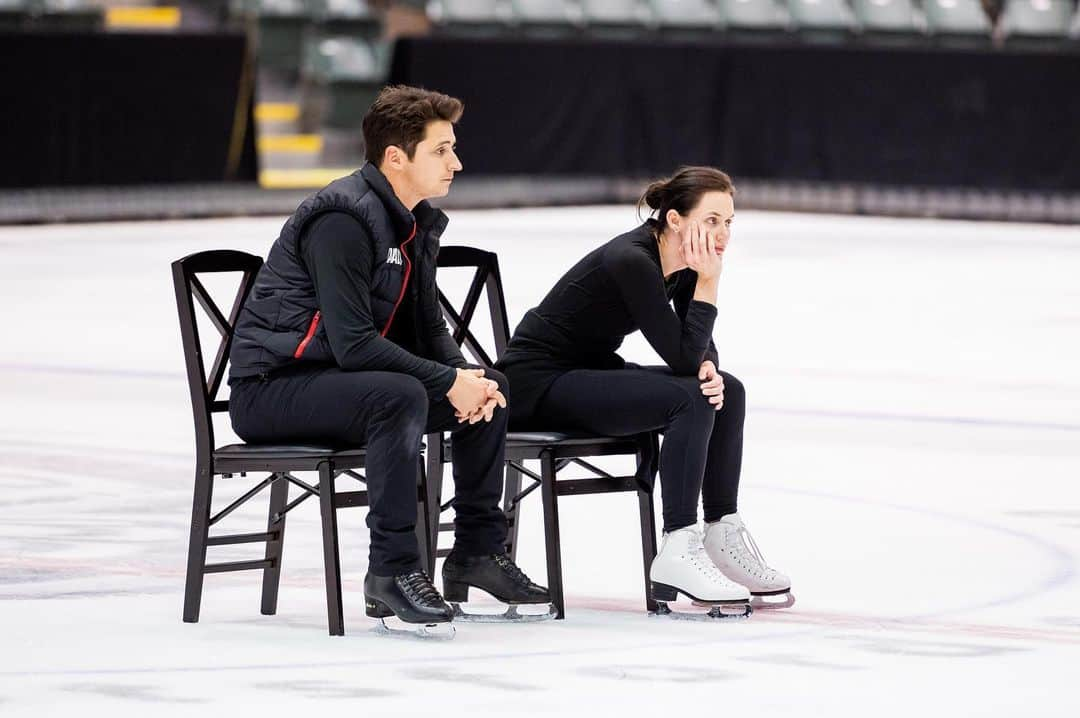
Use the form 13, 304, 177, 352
717, 371, 745, 411
667, 376, 717, 424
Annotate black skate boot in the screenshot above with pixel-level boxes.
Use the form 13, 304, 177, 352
442, 552, 555, 622
364, 570, 455, 639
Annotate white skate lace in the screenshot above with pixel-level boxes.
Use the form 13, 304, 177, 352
688, 533, 737, 587
729, 525, 778, 582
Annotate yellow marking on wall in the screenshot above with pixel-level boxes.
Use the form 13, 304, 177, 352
255, 103, 301, 123
257, 134, 324, 154
259, 168, 356, 189
105, 7, 182, 29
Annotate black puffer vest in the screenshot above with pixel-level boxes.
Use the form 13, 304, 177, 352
229, 163, 449, 380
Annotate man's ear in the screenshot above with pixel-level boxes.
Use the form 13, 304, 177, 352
382, 145, 406, 171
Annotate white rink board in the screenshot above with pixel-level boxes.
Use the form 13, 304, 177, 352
1, 206, 1078, 717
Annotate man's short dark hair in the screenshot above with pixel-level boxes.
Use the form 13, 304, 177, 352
362, 85, 464, 166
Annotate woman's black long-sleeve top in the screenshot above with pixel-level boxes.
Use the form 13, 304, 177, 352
496, 221, 720, 426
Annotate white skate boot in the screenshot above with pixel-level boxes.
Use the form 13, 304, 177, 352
649, 526, 752, 620
703, 513, 794, 609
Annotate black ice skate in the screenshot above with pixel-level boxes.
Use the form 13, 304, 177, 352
442, 551, 556, 622
364, 570, 455, 639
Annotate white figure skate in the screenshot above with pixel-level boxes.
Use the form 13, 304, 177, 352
703, 513, 794, 609
648, 526, 752, 620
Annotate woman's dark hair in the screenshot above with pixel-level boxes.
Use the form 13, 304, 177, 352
638, 166, 736, 233
362, 85, 464, 166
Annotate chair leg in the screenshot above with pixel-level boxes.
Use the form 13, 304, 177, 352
414, 457, 433, 576
260, 473, 289, 615
503, 462, 523, 560
183, 465, 214, 623
318, 460, 345, 636
538, 449, 565, 619
637, 488, 659, 614
425, 433, 445, 570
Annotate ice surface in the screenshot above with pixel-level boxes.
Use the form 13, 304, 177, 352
1, 206, 1077, 716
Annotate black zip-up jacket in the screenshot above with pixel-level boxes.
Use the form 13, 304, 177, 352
229, 163, 466, 399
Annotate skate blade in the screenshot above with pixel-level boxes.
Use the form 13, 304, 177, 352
751, 592, 795, 610
451, 602, 557, 623
649, 601, 753, 621
372, 618, 456, 641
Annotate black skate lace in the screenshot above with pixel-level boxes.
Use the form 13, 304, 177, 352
399, 570, 443, 604
493, 553, 534, 586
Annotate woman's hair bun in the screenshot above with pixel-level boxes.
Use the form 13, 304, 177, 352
642, 180, 669, 211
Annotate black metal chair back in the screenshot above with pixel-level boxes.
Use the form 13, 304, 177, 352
435, 245, 511, 365
171, 249, 262, 465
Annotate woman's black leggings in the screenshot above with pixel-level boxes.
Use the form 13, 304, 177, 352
533, 366, 744, 532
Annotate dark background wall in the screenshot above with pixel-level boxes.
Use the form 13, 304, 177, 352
0, 32, 257, 188
391, 37, 1080, 191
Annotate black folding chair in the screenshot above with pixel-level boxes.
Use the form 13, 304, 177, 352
172, 249, 435, 636
424, 246, 660, 619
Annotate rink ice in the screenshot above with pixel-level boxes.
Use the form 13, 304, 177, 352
0, 206, 1078, 716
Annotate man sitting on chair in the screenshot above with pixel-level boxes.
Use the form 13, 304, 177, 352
227, 85, 549, 631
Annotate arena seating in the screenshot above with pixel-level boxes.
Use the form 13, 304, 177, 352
719, 0, 788, 31
1000, 0, 1074, 39
510, 0, 581, 32
18, 0, 104, 30
580, 0, 651, 36
922, 0, 992, 35
0, 0, 27, 30
785, 0, 857, 34
316, 0, 380, 39
430, 0, 507, 34
852, 0, 919, 34
240, 0, 309, 74
651, 0, 722, 30
302, 35, 385, 128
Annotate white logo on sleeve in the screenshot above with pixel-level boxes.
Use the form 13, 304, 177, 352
386, 248, 403, 266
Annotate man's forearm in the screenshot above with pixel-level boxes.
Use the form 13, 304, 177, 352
428, 331, 468, 369
337, 332, 456, 399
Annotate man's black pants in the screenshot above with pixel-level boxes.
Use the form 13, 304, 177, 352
229, 364, 509, 576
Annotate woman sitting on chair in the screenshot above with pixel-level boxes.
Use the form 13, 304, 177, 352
496, 166, 792, 615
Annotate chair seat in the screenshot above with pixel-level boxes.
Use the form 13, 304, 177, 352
214, 443, 367, 460
440, 430, 638, 459
505, 431, 634, 446
438, 430, 634, 448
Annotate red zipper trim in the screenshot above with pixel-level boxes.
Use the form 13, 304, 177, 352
380, 221, 417, 337
293, 310, 321, 359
